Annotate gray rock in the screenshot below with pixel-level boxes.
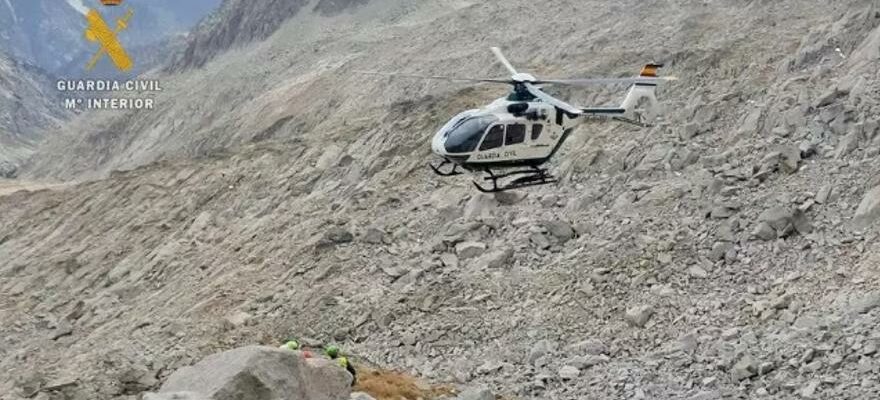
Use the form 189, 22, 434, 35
50, 320, 73, 340
455, 241, 487, 259
779, 145, 801, 174
799, 140, 818, 159
223, 311, 252, 328
361, 228, 386, 244
717, 219, 739, 242
475, 248, 513, 269
440, 253, 459, 269
755, 206, 810, 239
791, 209, 813, 235
863, 341, 877, 356
800, 380, 820, 398
771, 293, 793, 310
624, 305, 654, 328
760, 206, 794, 232
720, 328, 739, 340
688, 265, 709, 278
567, 354, 609, 369
117, 364, 160, 393
815, 185, 832, 204
830, 115, 850, 135
558, 365, 580, 380
380, 265, 407, 278
834, 131, 861, 159
680, 122, 700, 140
850, 292, 880, 314
864, 119, 879, 141
815, 87, 847, 108
529, 233, 551, 249
539, 194, 559, 207
143, 392, 209, 400
688, 391, 721, 400
322, 227, 353, 244
854, 185, 880, 228
542, 220, 575, 242
527, 339, 557, 366
464, 194, 496, 220
709, 204, 738, 219
568, 339, 607, 356
0, 161, 18, 178
751, 222, 777, 241
350, 392, 377, 400
731, 354, 759, 381
709, 242, 734, 261
158, 346, 351, 400
457, 384, 493, 400
494, 190, 528, 205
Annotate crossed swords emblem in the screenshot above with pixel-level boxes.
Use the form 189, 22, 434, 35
84, 8, 134, 72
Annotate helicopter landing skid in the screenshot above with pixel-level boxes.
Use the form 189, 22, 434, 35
429, 159, 463, 176
473, 167, 557, 193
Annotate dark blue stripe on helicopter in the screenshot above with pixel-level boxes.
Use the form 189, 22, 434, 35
582, 108, 626, 114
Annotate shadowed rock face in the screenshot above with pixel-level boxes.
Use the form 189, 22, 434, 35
0, 53, 67, 165
167, 0, 308, 71
313, 0, 370, 16
168, 0, 371, 71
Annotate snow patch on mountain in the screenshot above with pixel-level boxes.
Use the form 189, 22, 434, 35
3, 0, 16, 21
65, 0, 89, 16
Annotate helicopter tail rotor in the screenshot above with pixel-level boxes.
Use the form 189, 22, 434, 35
618, 63, 668, 121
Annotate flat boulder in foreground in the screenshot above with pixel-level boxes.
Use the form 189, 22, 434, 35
145, 346, 351, 400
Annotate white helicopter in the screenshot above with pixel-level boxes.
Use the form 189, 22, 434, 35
362, 47, 675, 192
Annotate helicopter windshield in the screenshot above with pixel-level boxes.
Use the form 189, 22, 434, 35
444, 115, 498, 154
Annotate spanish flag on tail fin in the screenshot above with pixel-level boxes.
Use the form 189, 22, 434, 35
639, 63, 664, 78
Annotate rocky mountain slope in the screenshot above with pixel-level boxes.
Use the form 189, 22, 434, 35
3, 0, 880, 399
0, 52, 68, 173
167, 0, 369, 71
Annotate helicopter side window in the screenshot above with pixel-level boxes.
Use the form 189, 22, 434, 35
480, 125, 504, 151
506, 124, 526, 145
531, 124, 543, 141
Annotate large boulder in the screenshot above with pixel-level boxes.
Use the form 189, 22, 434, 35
854, 185, 880, 229
147, 346, 351, 400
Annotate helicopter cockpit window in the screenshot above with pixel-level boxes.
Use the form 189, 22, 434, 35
444, 115, 498, 154
506, 124, 526, 145
480, 125, 504, 150
531, 124, 543, 140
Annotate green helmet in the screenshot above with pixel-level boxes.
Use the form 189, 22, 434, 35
282, 340, 300, 350
325, 345, 340, 358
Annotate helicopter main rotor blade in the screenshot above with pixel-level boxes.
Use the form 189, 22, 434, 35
355, 70, 513, 84
534, 76, 679, 86
523, 82, 582, 115
490, 47, 518, 76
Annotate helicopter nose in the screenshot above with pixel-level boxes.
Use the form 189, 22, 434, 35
431, 131, 447, 156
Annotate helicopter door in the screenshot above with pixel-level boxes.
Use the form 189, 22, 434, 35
531, 124, 543, 141
505, 123, 526, 146
479, 125, 505, 151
